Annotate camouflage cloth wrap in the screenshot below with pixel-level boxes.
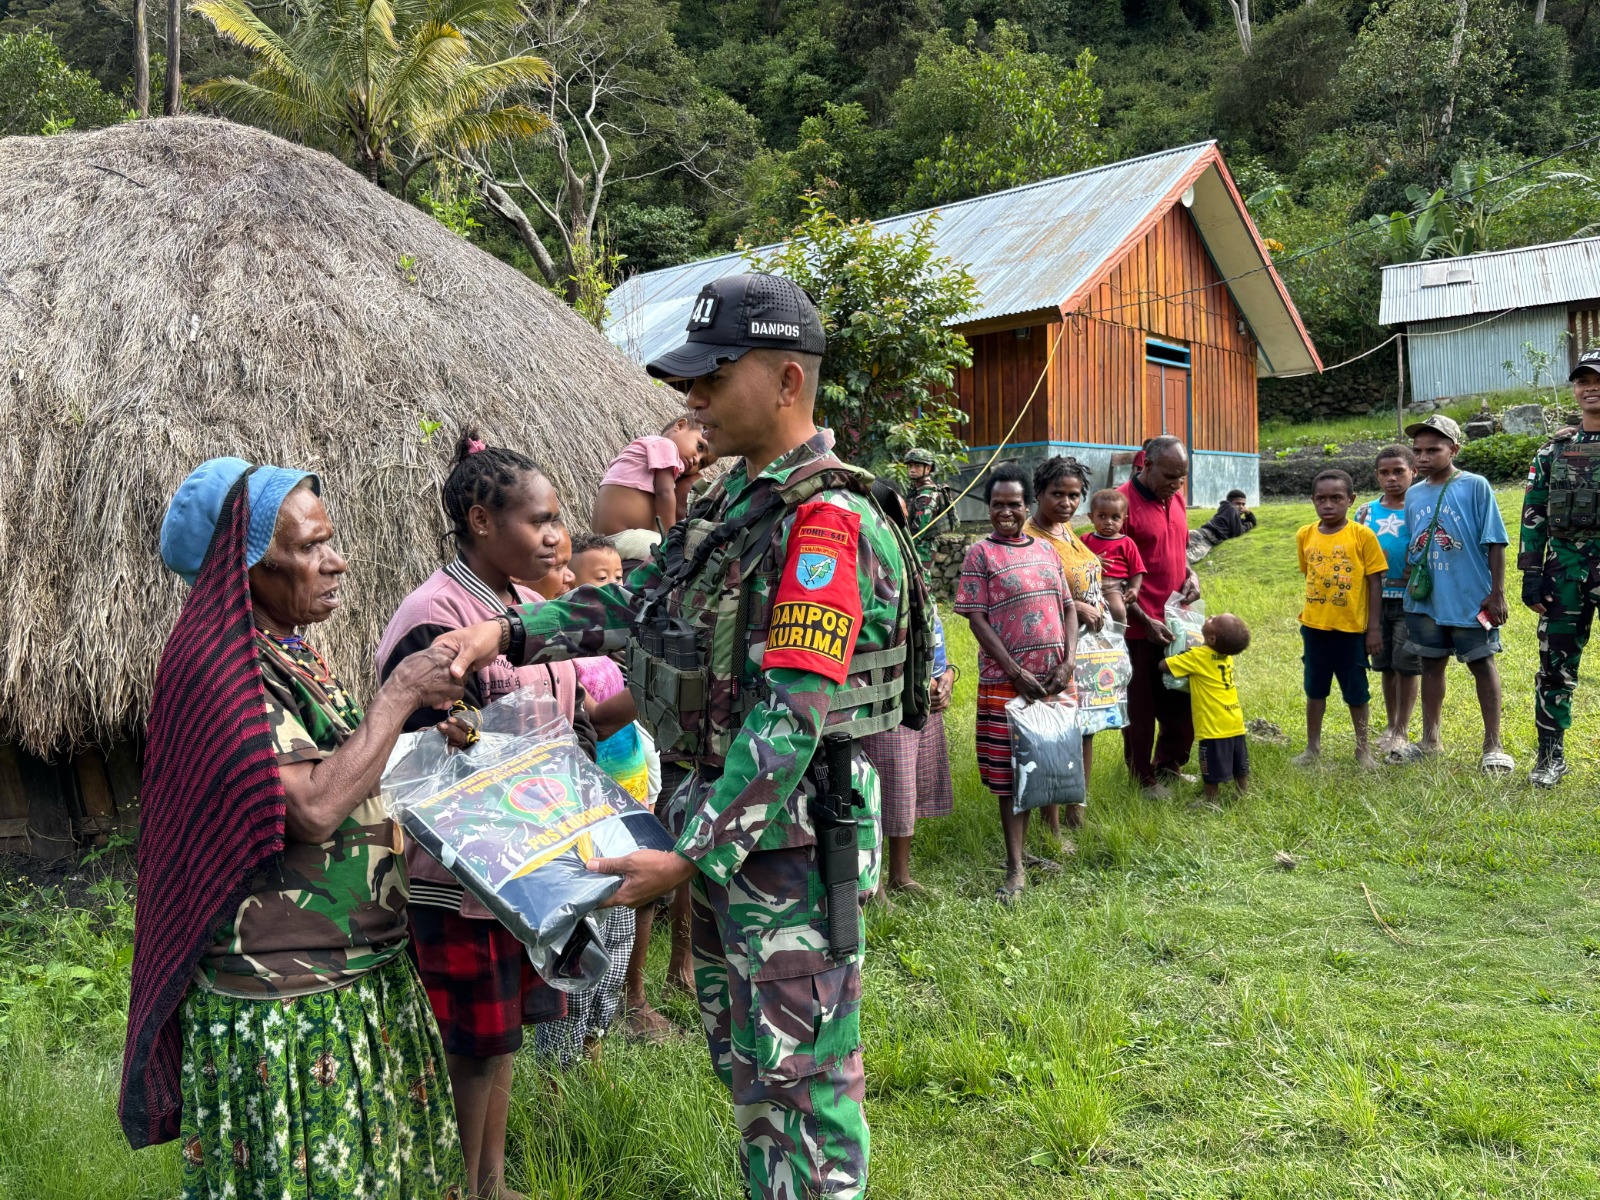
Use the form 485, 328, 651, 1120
196, 636, 409, 998
907, 481, 959, 564
691, 846, 868, 1199
511, 430, 905, 1198
1522, 431, 1600, 736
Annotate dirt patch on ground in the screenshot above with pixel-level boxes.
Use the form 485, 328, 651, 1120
0, 850, 135, 908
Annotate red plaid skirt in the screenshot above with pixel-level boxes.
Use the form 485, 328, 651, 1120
862, 713, 954, 838
408, 907, 566, 1058
976, 680, 1019, 798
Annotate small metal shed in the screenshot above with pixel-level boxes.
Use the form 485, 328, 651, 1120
1379, 237, 1600, 404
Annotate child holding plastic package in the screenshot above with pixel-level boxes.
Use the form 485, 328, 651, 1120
1295, 469, 1387, 769
1082, 489, 1146, 626
1161, 614, 1252, 801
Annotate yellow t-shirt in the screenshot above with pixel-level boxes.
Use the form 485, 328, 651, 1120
1165, 645, 1245, 740
1296, 521, 1387, 633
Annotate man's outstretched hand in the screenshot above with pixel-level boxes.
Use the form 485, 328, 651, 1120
587, 849, 698, 909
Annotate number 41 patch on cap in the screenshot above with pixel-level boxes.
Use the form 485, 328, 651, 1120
765, 501, 863, 684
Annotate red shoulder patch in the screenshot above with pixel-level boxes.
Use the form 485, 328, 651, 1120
764, 500, 863, 684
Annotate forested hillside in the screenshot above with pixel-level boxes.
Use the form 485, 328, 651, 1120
3, 0, 1598, 377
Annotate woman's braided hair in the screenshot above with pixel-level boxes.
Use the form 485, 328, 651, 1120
442, 428, 544, 551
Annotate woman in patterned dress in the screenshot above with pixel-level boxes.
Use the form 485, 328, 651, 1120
1023, 455, 1107, 835
130, 458, 469, 1199
956, 463, 1078, 903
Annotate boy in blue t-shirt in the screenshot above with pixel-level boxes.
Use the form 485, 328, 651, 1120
1402, 415, 1512, 773
1354, 445, 1420, 758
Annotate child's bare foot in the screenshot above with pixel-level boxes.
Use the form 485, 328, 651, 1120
887, 877, 930, 896
1064, 803, 1086, 830
622, 1003, 680, 1043
1375, 730, 1399, 754
1355, 749, 1379, 769
1023, 851, 1062, 874
1291, 749, 1320, 768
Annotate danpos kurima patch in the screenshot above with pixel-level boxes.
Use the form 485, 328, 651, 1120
765, 500, 863, 683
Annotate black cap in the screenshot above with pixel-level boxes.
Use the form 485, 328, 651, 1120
645, 273, 826, 381
1570, 348, 1600, 381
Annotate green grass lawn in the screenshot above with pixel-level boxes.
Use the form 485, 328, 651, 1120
5, 492, 1600, 1198
1259, 385, 1563, 453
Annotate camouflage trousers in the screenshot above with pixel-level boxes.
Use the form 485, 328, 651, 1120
1535, 551, 1600, 735
690, 845, 868, 1199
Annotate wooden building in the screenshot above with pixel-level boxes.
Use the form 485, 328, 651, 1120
606, 143, 1321, 509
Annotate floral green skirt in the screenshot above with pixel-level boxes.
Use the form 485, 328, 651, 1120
178, 952, 467, 1200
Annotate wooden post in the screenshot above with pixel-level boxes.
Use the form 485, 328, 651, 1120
1396, 331, 1407, 441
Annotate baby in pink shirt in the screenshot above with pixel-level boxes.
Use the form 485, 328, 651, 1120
591, 415, 708, 537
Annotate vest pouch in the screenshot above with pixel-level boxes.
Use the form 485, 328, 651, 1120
1573, 488, 1598, 530
626, 640, 707, 757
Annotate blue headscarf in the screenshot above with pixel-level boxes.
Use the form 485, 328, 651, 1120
159, 458, 320, 584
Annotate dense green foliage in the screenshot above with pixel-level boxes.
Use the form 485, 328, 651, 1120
1456, 431, 1546, 481
0, 29, 122, 133
8, 0, 1600, 360
745, 196, 979, 469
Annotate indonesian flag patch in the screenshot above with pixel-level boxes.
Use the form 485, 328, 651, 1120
765, 500, 864, 683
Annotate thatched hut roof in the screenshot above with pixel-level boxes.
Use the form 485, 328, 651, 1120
0, 117, 678, 756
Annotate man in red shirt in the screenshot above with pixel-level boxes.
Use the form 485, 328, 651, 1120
1118, 437, 1202, 797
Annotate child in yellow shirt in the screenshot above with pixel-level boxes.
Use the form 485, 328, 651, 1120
1163, 613, 1252, 801
1294, 469, 1387, 769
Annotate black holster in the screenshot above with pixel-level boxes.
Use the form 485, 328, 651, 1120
814, 732, 861, 960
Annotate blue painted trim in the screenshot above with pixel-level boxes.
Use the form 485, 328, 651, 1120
1147, 338, 1190, 352
1191, 450, 1261, 459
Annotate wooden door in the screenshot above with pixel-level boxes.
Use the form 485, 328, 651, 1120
1143, 360, 1190, 442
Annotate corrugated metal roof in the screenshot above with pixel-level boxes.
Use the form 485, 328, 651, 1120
1379, 236, 1600, 325
606, 143, 1217, 367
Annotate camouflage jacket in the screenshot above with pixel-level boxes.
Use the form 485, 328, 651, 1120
907, 481, 959, 555
1520, 429, 1600, 573
512, 430, 906, 888
195, 634, 409, 998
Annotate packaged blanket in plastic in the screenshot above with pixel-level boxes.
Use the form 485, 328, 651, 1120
1162, 596, 1207, 692
1005, 696, 1086, 814
382, 689, 674, 991
1074, 622, 1133, 732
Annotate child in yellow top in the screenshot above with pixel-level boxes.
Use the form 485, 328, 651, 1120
1163, 614, 1251, 801
1294, 468, 1387, 769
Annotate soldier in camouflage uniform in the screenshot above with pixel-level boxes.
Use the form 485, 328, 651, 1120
444, 274, 914, 1198
1520, 347, 1600, 786
905, 448, 959, 567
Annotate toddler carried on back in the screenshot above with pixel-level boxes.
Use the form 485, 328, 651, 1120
591, 415, 710, 566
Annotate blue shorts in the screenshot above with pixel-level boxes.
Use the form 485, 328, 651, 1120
1403, 611, 1502, 664
1300, 625, 1371, 706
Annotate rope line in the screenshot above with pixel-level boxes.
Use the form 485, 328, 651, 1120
910, 322, 1066, 540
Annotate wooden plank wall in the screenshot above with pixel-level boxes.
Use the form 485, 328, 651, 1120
952, 325, 1054, 447
1071, 205, 1259, 454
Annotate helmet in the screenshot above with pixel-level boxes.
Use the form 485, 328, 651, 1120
903, 449, 936, 467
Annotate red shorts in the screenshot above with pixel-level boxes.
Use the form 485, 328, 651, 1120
408, 907, 566, 1058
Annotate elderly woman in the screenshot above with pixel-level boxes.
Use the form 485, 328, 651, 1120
1023, 455, 1107, 835
120, 458, 468, 1199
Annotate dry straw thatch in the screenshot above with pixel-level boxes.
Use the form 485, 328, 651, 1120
0, 117, 678, 756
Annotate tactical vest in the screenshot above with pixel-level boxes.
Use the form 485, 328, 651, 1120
626, 456, 930, 767
1547, 437, 1600, 537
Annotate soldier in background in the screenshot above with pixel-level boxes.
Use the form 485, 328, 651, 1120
905, 448, 959, 564
439, 273, 918, 1199
1520, 347, 1600, 787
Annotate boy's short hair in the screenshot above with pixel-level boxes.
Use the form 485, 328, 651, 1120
1089, 488, 1126, 514
1211, 614, 1252, 656
1226, 489, 1247, 502
569, 532, 618, 558
1375, 444, 1416, 469
1311, 468, 1355, 498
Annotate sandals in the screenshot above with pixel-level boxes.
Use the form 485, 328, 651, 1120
1384, 743, 1427, 765
1480, 749, 1515, 775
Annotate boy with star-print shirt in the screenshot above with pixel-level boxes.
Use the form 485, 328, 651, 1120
1354, 445, 1423, 750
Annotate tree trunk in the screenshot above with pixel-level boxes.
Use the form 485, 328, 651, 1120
1533, 0, 1546, 23
163, 0, 181, 116
1438, 0, 1470, 149
479, 178, 564, 289
1226, 0, 1252, 55
133, 0, 149, 117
